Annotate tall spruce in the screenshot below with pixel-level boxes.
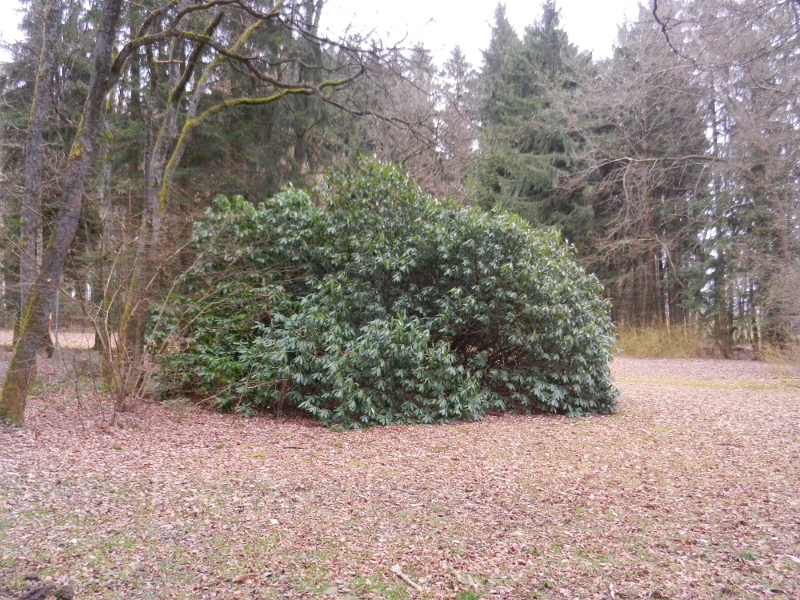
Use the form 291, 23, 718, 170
470, 2, 591, 242
653, 0, 800, 352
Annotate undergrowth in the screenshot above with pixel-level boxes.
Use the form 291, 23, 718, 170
615, 324, 709, 359
616, 324, 799, 365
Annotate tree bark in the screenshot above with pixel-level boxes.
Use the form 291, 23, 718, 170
668, 276, 685, 326
0, 0, 124, 425
20, 0, 61, 356
113, 12, 224, 406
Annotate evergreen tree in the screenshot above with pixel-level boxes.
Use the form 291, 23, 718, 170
654, 0, 800, 351
470, 2, 591, 243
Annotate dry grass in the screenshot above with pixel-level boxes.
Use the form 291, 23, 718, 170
615, 325, 800, 364
614, 324, 710, 359
1, 354, 799, 599
0, 330, 95, 350
757, 343, 800, 366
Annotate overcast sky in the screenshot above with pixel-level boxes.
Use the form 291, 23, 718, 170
0, 0, 644, 66
322, 0, 644, 67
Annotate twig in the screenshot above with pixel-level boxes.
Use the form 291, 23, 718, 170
390, 564, 424, 593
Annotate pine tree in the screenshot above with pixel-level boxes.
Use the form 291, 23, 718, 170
470, 2, 592, 243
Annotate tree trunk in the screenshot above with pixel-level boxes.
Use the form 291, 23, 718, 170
114, 13, 224, 406
19, 0, 61, 356
93, 118, 115, 353
668, 276, 685, 326
653, 252, 664, 325
0, 0, 124, 425
713, 251, 733, 358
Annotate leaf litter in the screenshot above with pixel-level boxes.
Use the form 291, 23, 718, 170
1, 354, 799, 599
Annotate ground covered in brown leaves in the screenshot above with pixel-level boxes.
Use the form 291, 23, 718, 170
2, 354, 799, 599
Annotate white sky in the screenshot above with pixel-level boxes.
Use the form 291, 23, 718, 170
0, 0, 644, 66
323, 0, 644, 67
0, 2, 24, 61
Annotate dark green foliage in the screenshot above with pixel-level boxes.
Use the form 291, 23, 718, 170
470, 2, 593, 243
155, 163, 618, 427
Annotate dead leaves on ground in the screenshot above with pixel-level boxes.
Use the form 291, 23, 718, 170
1, 357, 799, 598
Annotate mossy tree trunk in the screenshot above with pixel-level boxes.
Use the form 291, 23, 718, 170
19, 0, 61, 356
113, 14, 224, 405
0, 0, 124, 425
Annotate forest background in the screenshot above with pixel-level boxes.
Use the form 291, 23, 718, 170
0, 0, 798, 416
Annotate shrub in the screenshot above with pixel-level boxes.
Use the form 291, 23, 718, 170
154, 163, 618, 426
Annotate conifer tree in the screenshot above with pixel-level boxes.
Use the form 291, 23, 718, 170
470, 2, 591, 243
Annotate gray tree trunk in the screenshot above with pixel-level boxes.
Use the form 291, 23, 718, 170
20, 0, 61, 356
0, 0, 124, 425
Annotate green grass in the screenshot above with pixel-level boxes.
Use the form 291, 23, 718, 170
615, 375, 800, 390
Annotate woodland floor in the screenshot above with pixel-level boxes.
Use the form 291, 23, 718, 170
1, 352, 799, 599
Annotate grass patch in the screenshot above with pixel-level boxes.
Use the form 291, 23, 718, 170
615, 324, 708, 358
614, 376, 800, 390
759, 343, 800, 365
163, 396, 194, 415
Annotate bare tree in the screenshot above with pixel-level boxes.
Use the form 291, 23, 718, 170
344, 45, 479, 201
652, 0, 800, 350
569, 12, 709, 329
0, 0, 124, 425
